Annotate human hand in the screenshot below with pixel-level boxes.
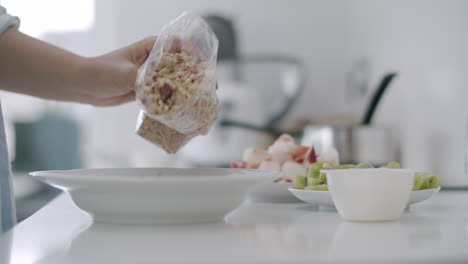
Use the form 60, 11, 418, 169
80, 36, 156, 106
0, 28, 156, 106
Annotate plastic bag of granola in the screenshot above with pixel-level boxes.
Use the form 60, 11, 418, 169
136, 111, 200, 154
135, 12, 220, 137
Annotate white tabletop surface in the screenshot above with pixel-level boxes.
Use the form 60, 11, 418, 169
1, 191, 468, 264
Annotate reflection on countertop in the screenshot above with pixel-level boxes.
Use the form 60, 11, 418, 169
2, 191, 468, 264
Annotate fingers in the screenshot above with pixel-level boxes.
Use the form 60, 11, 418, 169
92, 91, 136, 107
167, 37, 204, 60
125, 36, 157, 66
168, 37, 182, 53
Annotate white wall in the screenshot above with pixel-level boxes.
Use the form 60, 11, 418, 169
2, 0, 467, 185
345, 0, 468, 185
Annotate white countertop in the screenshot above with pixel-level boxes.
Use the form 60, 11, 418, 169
1, 191, 468, 264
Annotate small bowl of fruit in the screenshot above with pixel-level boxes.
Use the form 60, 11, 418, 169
230, 134, 340, 202
231, 134, 441, 207
289, 161, 441, 210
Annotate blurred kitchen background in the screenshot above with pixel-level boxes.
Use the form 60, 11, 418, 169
1, 0, 467, 221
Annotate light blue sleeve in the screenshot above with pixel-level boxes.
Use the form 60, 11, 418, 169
0, 5, 20, 34
0, 4, 19, 232
0, 101, 16, 233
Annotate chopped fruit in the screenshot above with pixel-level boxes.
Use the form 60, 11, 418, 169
247, 163, 260, 169
307, 177, 324, 186
152, 75, 158, 82
230, 161, 240, 168
258, 160, 281, 172
240, 161, 248, 169
427, 174, 441, 189
305, 184, 328, 191
267, 141, 297, 155
384, 161, 401, 169
336, 164, 356, 169
308, 162, 323, 179
356, 162, 374, 168
322, 162, 333, 169
413, 173, 425, 191
318, 148, 340, 166
267, 134, 297, 155
243, 148, 269, 167
271, 152, 293, 165
295, 157, 305, 163
318, 172, 327, 182
276, 177, 294, 183
292, 145, 309, 159
305, 146, 317, 164
293, 175, 307, 189
277, 134, 295, 142
419, 178, 429, 190
230, 161, 249, 169
282, 161, 307, 179
235, 134, 440, 192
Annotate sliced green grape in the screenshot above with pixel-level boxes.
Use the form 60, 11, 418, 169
319, 172, 327, 183
307, 177, 325, 186
427, 174, 441, 189
384, 161, 401, 169
412, 173, 425, 191
305, 184, 328, 191
293, 175, 307, 189
308, 162, 322, 179
322, 161, 333, 169
335, 164, 356, 169
419, 177, 430, 190
355, 162, 374, 168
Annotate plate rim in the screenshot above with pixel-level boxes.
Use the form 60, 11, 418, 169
30, 168, 281, 183
288, 186, 441, 194
411, 186, 441, 193
288, 187, 329, 194
288, 186, 441, 205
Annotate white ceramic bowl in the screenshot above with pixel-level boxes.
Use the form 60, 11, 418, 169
323, 168, 414, 221
30, 168, 279, 224
288, 186, 440, 208
288, 188, 334, 207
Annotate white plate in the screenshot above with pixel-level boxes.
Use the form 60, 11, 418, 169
288, 187, 441, 208
248, 182, 303, 203
409, 187, 442, 205
30, 168, 279, 224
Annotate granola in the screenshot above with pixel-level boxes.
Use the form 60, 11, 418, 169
136, 111, 198, 154
134, 12, 219, 153
136, 51, 219, 134
139, 52, 207, 115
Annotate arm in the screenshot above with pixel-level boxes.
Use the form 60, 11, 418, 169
0, 27, 155, 106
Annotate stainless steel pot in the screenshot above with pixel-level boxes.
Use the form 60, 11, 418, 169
301, 125, 394, 166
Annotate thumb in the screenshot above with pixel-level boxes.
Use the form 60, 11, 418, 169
124, 36, 157, 66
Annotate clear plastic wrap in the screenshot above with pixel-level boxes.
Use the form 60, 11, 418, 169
136, 12, 219, 134
135, 12, 219, 153
136, 111, 199, 154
